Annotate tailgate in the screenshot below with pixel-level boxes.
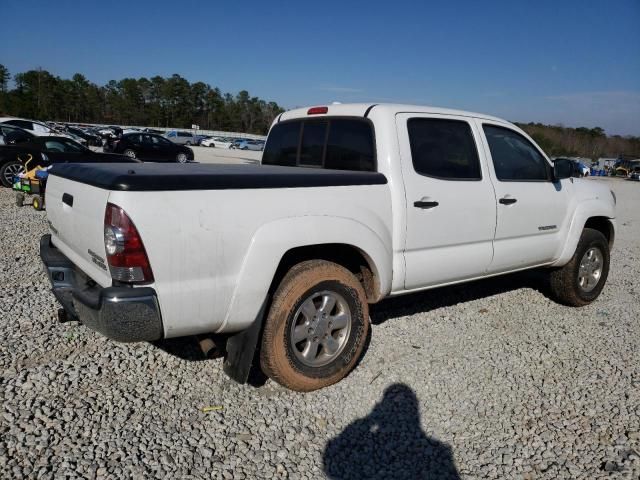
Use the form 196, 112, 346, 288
45, 173, 113, 287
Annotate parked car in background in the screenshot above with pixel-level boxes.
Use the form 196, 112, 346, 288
65, 126, 102, 146
194, 134, 211, 146
0, 124, 35, 146
143, 128, 165, 135
0, 117, 58, 136
164, 130, 197, 145
201, 136, 234, 148
0, 136, 134, 187
108, 132, 194, 162
575, 161, 590, 177
233, 139, 264, 151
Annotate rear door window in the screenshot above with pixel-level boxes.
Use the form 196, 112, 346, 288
263, 118, 375, 171
407, 118, 481, 180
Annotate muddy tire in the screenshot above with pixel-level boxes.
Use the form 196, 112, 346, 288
260, 260, 369, 392
549, 228, 610, 306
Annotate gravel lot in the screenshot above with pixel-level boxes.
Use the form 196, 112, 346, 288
1, 177, 638, 479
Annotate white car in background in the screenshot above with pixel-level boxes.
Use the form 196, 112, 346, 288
201, 136, 233, 148
0, 117, 57, 136
0, 117, 81, 142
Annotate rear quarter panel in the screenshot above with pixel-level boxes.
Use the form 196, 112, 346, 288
108, 184, 392, 337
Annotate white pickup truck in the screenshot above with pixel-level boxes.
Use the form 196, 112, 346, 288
40, 103, 616, 391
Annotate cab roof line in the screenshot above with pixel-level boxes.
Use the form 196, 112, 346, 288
277, 113, 283, 123
364, 104, 378, 118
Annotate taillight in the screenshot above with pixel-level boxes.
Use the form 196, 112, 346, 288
104, 203, 154, 284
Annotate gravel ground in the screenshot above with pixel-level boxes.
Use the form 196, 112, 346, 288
1, 177, 639, 479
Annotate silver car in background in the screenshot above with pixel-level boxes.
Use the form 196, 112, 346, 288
164, 130, 197, 145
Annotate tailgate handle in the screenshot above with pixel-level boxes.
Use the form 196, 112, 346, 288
62, 193, 74, 207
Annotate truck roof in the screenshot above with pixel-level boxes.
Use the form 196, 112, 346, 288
278, 103, 509, 124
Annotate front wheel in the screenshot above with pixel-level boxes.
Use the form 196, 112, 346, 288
260, 260, 369, 392
176, 153, 188, 163
548, 228, 610, 306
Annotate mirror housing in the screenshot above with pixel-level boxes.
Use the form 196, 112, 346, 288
553, 158, 573, 181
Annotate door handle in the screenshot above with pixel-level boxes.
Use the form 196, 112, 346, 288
62, 193, 73, 207
414, 200, 439, 209
499, 197, 517, 205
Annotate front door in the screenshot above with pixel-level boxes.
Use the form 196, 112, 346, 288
478, 121, 573, 272
396, 113, 497, 290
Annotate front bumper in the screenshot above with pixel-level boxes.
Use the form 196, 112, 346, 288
40, 234, 163, 342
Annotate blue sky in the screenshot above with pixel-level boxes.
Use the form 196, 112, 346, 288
2, 0, 639, 135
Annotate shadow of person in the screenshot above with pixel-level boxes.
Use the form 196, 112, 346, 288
323, 384, 460, 480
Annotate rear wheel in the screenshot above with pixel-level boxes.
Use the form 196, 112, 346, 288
260, 260, 369, 392
123, 149, 136, 159
549, 228, 610, 306
1, 160, 24, 188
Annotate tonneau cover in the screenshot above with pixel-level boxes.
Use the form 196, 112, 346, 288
49, 163, 387, 191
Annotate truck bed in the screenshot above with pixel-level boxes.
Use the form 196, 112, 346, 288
49, 163, 387, 191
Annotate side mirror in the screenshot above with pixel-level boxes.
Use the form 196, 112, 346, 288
553, 159, 573, 181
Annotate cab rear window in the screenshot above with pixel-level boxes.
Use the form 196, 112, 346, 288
263, 118, 375, 171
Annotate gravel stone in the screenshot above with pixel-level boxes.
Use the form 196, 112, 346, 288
1, 178, 639, 479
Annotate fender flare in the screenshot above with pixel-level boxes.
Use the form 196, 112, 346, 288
218, 215, 392, 335
551, 200, 616, 267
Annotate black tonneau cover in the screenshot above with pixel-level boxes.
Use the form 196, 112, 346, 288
49, 162, 387, 191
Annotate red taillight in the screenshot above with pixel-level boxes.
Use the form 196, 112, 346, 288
307, 106, 328, 115
104, 203, 154, 284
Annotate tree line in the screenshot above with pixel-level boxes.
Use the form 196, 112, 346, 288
0, 65, 284, 134
0, 65, 638, 155
516, 122, 639, 160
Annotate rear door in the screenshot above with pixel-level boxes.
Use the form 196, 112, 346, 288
478, 121, 572, 271
396, 113, 497, 289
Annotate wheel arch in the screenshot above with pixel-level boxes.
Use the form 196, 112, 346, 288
584, 216, 615, 249
219, 215, 392, 334
270, 243, 382, 303
551, 204, 616, 267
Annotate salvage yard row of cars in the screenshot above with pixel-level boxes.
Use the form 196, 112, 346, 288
0, 116, 269, 185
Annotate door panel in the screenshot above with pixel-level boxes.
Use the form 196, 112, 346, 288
477, 121, 573, 271
396, 113, 497, 290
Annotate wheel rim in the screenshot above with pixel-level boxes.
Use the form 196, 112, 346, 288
289, 290, 351, 367
177, 153, 187, 163
4, 163, 23, 185
125, 150, 136, 158
578, 247, 603, 292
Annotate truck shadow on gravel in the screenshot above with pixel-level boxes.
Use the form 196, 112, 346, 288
370, 269, 552, 325
323, 383, 460, 479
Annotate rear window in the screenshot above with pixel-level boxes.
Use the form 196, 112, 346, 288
263, 118, 375, 171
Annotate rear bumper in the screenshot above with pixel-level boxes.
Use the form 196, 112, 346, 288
40, 234, 163, 342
